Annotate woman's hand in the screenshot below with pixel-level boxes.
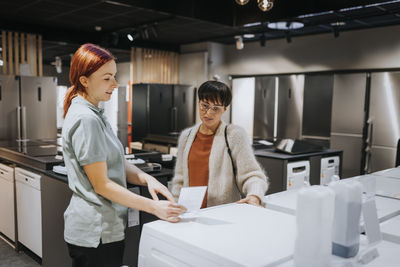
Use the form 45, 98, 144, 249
146, 176, 175, 202
237, 195, 263, 207
151, 201, 186, 223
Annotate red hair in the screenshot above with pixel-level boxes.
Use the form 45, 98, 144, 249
63, 43, 115, 118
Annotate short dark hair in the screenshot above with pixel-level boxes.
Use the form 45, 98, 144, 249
197, 81, 232, 107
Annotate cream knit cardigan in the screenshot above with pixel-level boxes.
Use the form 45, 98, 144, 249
171, 121, 269, 207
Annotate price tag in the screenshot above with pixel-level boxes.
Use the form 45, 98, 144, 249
128, 187, 140, 227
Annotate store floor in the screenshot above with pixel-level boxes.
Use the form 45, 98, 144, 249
0, 237, 40, 267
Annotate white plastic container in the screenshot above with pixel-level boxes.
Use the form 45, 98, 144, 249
330, 180, 363, 258
294, 186, 335, 267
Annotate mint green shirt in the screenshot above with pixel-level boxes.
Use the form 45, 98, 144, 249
62, 96, 127, 247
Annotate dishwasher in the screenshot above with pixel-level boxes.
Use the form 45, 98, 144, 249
286, 161, 310, 190
320, 156, 340, 185
0, 163, 16, 245
15, 167, 42, 258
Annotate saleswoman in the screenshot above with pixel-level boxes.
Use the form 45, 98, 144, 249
62, 43, 185, 267
171, 81, 269, 208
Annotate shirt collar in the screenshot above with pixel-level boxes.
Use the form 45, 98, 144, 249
72, 95, 104, 115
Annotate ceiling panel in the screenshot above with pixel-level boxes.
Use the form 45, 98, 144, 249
0, 0, 399, 63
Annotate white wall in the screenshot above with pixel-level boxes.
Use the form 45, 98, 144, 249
223, 24, 400, 75
116, 62, 131, 86
231, 77, 255, 141
178, 51, 208, 123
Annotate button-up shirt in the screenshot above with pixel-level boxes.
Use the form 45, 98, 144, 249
62, 95, 127, 247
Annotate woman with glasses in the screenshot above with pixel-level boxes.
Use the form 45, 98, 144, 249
171, 81, 269, 208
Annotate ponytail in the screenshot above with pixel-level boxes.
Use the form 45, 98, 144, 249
63, 85, 77, 118
64, 43, 115, 118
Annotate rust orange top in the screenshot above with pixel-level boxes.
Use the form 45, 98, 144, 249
188, 131, 215, 208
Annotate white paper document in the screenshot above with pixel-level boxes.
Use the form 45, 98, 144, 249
178, 186, 207, 213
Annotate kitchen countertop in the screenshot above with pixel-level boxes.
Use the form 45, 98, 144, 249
0, 145, 174, 184
0, 146, 63, 171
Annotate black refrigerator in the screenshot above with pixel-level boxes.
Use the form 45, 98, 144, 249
131, 83, 196, 141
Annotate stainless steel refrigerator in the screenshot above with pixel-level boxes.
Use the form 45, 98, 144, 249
366, 72, 400, 172
132, 83, 195, 141
330, 73, 366, 178
254, 76, 276, 140
0, 74, 57, 141
302, 74, 334, 147
253, 75, 304, 141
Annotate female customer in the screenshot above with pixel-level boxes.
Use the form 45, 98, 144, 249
62, 43, 185, 267
171, 81, 269, 208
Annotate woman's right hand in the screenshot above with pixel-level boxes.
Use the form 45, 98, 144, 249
152, 200, 186, 223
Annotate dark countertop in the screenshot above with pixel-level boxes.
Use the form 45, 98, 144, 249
0, 146, 63, 171
0, 146, 174, 184
254, 148, 342, 160
44, 168, 174, 185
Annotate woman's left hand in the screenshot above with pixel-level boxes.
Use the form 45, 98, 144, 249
237, 195, 262, 207
146, 176, 175, 202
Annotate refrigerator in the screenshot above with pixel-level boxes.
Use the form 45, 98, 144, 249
330, 73, 366, 178
0, 74, 57, 141
253, 75, 304, 141
302, 74, 334, 147
117, 85, 129, 149
132, 83, 196, 141
367, 72, 400, 172
254, 76, 276, 140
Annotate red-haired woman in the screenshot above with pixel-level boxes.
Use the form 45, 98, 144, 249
62, 43, 186, 267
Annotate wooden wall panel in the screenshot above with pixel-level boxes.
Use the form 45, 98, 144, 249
130, 47, 178, 84
8, 31, 13, 75
1, 30, 42, 76
2, 30, 7, 74
14, 32, 19, 75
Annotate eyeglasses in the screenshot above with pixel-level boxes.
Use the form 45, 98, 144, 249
199, 102, 224, 114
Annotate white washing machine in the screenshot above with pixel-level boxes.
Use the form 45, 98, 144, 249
286, 161, 310, 190
320, 156, 340, 185
0, 163, 16, 244
15, 167, 42, 257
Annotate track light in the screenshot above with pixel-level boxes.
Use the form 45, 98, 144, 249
127, 33, 134, 41
260, 34, 266, 47
235, 35, 244, 50
257, 0, 274, 12
235, 0, 249, 5
333, 27, 340, 38
285, 31, 291, 43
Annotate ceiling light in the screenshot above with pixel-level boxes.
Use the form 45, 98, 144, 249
257, 0, 274, 12
104, 0, 132, 8
235, 36, 244, 50
330, 22, 346, 27
51, 56, 62, 74
243, 33, 255, 38
95, 26, 102, 32
235, 0, 275, 12
243, 22, 262, 27
268, 21, 304, 30
127, 33, 134, 41
235, 0, 250, 5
